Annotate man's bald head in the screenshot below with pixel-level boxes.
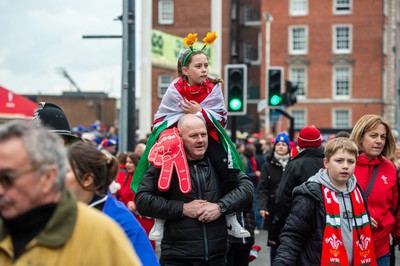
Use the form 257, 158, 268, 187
177, 114, 208, 160
177, 114, 205, 132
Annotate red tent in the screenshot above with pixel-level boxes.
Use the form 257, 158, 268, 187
0, 85, 37, 120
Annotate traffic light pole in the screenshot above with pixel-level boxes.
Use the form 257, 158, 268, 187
271, 108, 295, 141
231, 116, 237, 143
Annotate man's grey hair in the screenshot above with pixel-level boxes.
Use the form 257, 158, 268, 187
0, 120, 66, 191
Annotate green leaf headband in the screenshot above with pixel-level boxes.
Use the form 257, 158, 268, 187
182, 32, 218, 67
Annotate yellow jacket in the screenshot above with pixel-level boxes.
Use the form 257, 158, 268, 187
0, 190, 142, 266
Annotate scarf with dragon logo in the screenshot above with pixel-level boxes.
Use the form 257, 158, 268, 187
321, 185, 376, 265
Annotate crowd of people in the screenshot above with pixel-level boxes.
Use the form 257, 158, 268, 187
1, 31, 400, 266
6, 100, 400, 266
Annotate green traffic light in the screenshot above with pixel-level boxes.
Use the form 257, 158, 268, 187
229, 98, 242, 111
270, 94, 282, 106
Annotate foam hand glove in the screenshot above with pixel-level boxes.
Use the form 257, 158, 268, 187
148, 127, 191, 193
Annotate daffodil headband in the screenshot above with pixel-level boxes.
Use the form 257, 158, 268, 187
182, 32, 218, 67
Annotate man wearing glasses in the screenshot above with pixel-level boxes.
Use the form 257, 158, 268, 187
0, 121, 141, 265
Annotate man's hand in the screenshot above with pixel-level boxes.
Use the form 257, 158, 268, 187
127, 201, 136, 212
268, 240, 277, 246
197, 202, 222, 223
259, 210, 269, 219
370, 217, 378, 229
183, 200, 208, 218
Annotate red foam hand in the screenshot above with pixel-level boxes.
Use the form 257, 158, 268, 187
148, 128, 191, 194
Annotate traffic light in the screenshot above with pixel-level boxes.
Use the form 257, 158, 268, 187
267, 67, 283, 106
282, 80, 299, 107
224, 64, 247, 115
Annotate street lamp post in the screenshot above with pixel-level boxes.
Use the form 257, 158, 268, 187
264, 12, 273, 136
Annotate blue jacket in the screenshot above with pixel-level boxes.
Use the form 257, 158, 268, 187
103, 192, 159, 265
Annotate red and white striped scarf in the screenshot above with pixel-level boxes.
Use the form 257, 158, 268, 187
321, 185, 376, 266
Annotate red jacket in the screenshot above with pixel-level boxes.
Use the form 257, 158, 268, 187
354, 154, 399, 258
116, 171, 135, 205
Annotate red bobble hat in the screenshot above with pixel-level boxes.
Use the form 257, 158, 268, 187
100, 138, 117, 147
297, 126, 322, 149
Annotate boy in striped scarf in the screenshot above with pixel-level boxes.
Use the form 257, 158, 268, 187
273, 137, 376, 265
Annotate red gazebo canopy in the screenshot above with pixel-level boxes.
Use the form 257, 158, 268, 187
0, 85, 37, 119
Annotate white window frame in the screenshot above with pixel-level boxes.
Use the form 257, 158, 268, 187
243, 40, 257, 63
382, 68, 387, 99
158, 74, 173, 98
332, 24, 352, 54
291, 109, 307, 130
383, 25, 387, 55
383, 0, 388, 17
289, 66, 307, 98
332, 65, 352, 99
289, 25, 308, 55
333, 0, 352, 15
158, 0, 174, 25
333, 109, 351, 129
243, 5, 260, 26
289, 0, 308, 16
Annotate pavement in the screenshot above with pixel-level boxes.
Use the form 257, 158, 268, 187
156, 229, 400, 265
250, 229, 269, 266
155, 229, 271, 265
250, 229, 400, 266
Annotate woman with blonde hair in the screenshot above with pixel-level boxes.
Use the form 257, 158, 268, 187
350, 114, 399, 266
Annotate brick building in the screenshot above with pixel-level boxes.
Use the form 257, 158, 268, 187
261, 0, 399, 135
146, 0, 399, 137
151, 0, 262, 134
25, 92, 117, 129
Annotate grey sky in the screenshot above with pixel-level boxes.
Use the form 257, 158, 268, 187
0, 0, 122, 98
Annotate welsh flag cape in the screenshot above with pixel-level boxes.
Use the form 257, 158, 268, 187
131, 79, 245, 193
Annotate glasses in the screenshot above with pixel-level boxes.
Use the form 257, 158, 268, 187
0, 165, 40, 190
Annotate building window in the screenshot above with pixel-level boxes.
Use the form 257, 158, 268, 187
243, 5, 260, 25
289, 67, 306, 97
158, 74, 173, 98
334, 109, 350, 128
243, 40, 259, 63
289, 26, 308, 55
333, 66, 351, 98
158, 0, 174, 25
382, 68, 387, 99
292, 109, 306, 130
333, 25, 352, 54
290, 0, 308, 16
383, 0, 388, 16
333, 0, 352, 15
383, 25, 387, 55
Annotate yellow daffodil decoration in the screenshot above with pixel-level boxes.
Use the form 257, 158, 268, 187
182, 32, 218, 67
183, 33, 198, 49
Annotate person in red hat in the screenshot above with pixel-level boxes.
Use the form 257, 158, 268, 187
99, 138, 117, 156
268, 126, 324, 253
